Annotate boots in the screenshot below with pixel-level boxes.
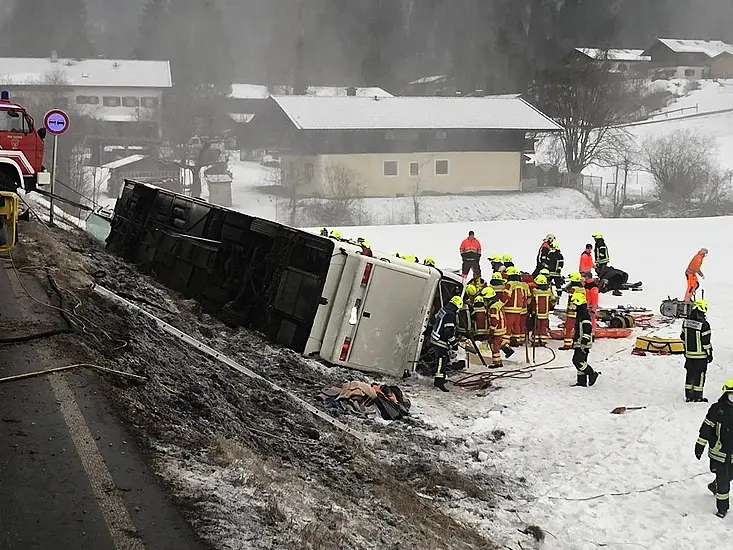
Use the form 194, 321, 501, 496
588, 369, 600, 386
434, 377, 449, 392
708, 481, 717, 494
716, 509, 728, 519
572, 374, 588, 387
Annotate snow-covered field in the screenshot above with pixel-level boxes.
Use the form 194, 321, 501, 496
332, 216, 732, 549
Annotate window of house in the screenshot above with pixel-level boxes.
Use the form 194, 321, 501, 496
684, 68, 696, 77
383, 160, 398, 177
76, 95, 99, 105
409, 162, 420, 177
103, 96, 122, 107
122, 96, 140, 107
305, 162, 314, 181
54, 96, 70, 108
141, 97, 159, 108
436, 130, 448, 140
435, 159, 449, 175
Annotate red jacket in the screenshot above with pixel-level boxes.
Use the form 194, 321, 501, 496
460, 237, 482, 256
579, 250, 594, 274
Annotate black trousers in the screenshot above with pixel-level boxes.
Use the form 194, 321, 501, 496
433, 346, 449, 380
710, 459, 731, 513
572, 348, 592, 386
461, 257, 481, 278
684, 358, 708, 401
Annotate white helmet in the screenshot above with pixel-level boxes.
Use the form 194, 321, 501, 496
544, 233, 556, 243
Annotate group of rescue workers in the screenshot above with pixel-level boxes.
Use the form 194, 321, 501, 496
320, 226, 732, 518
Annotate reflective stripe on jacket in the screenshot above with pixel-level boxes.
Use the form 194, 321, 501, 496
472, 305, 489, 337
530, 287, 555, 319
681, 315, 712, 359
488, 299, 507, 336
697, 397, 733, 464
504, 281, 529, 314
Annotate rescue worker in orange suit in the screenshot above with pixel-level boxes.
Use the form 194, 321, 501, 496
695, 378, 733, 518
532, 233, 555, 277
547, 241, 564, 296
571, 292, 600, 387
459, 231, 482, 281
482, 285, 514, 360
685, 248, 708, 302
529, 274, 555, 346
503, 266, 529, 347
562, 272, 585, 350
583, 273, 600, 333
579, 244, 595, 275
430, 295, 462, 392
682, 299, 713, 403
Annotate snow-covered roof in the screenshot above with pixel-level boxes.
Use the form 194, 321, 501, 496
228, 113, 255, 124
101, 154, 146, 170
229, 83, 392, 100
272, 95, 561, 131
651, 39, 733, 58
576, 48, 651, 62
0, 57, 172, 88
408, 75, 450, 85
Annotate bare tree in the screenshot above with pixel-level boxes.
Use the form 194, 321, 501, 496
531, 59, 634, 186
304, 163, 365, 226
594, 132, 639, 217
643, 129, 731, 206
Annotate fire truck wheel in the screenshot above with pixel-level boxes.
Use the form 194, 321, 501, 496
0, 171, 17, 193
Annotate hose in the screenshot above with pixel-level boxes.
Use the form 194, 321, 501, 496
452, 346, 557, 389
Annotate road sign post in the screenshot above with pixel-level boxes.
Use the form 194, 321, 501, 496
43, 109, 70, 225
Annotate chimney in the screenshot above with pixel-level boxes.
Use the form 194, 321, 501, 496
50, 50, 58, 63
346, 86, 357, 97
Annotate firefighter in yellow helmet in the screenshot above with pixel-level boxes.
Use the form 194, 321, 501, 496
570, 292, 600, 387
430, 295, 463, 392
695, 378, 733, 518
529, 274, 555, 346
562, 272, 585, 350
504, 266, 529, 346
423, 257, 436, 267
682, 299, 713, 402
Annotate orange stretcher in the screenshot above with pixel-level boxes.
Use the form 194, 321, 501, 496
550, 328, 632, 340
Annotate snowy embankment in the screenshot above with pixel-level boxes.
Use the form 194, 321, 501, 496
229, 159, 600, 225
332, 217, 732, 549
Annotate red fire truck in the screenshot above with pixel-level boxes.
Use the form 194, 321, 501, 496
0, 91, 51, 193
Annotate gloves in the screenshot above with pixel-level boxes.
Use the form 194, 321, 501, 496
708, 352, 713, 364
695, 443, 705, 460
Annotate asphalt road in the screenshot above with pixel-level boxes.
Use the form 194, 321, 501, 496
0, 259, 205, 550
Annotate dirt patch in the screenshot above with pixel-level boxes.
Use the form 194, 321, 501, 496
12, 218, 519, 549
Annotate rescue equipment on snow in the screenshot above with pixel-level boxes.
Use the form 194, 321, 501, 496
633, 335, 685, 355
550, 328, 632, 340
660, 297, 693, 319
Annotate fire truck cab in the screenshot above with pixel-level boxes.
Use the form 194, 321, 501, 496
0, 91, 51, 193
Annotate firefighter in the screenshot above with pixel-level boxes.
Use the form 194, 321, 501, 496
359, 240, 373, 257
530, 274, 555, 346
584, 273, 600, 333
459, 284, 478, 338
470, 275, 488, 294
459, 230, 482, 281
579, 243, 595, 275
489, 254, 503, 274
320, 227, 329, 236
695, 378, 733, 518
501, 254, 514, 279
547, 241, 565, 296
570, 292, 600, 387
682, 299, 713, 403
685, 248, 708, 302
329, 229, 342, 240
532, 233, 555, 277
471, 295, 490, 347
463, 283, 479, 307
562, 272, 585, 350
423, 257, 436, 267
489, 272, 507, 301
504, 266, 529, 346
484, 287, 509, 368
430, 295, 462, 392
592, 233, 610, 268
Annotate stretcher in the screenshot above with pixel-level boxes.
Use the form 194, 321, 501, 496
550, 327, 633, 340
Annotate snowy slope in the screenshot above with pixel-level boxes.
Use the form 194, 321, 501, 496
328, 217, 732, 549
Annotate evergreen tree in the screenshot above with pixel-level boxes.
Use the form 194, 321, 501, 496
134, 0, 167, 60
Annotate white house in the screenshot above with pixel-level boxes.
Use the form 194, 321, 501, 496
573, 48, 651, 75
0, 53, 172, 138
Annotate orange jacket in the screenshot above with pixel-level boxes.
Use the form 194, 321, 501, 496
472, 303, 490, 337
579, 251, 595, 274
488, 300, 507, 336
504, 280, 529, 314
460, 237, 482, 255
686, 252, 705, 276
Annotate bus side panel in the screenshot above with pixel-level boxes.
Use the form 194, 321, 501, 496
304, 251, 348, 355
320, 254, 362, 358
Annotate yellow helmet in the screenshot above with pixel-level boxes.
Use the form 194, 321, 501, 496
539, 268, 550, 276
473, 295, 485, 304
551, 241, 560, 250
330, 230, 342, 239
506, 266, 521, 276
481, 286, 497, 299
362, 241, 371, 249
692, 299, 708, 313
490, 254, 501, 262
450, 295, 464, 308
465, 283, 478, 296
535, 274, 548, 285
571, 292, 587, 306
424, 257, 436, 267
569, 272, 582, 282
502, 254, 513, 263
592, 233, 603, 239
490, 272, 504, 282
722, 379, 733, 393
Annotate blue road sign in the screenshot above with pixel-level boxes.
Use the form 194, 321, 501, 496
44, 109, 70, 136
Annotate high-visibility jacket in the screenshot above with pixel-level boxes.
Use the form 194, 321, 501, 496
490, 280, 507, 302
696, 395, 733, 464
459, 237, 482, 256
522, 273, 537, 291
472, 303, 490, 337
488, 298, 507, 336
579, 251, 595, 274
564, 282, 585, 318
584, 280, 599, 313
457, 304, 473, 336
680, 311, 712, 360
686, 252, 705, 276
530, 286, 555, 319
572, 305, 593, 349
548, 249, 564, 277
504, 280, 529, 314
470, 277, 488, 293
431, 304, 458, 348
594, 240, 610, 266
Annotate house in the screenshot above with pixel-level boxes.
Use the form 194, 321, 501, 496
258, 95, 561, 198
0, 53, 172, 140
404, 75, 455, 96
642, 38, 733, 79
103, 155, 181, 196
571, 48, 651, 75
226, 84, 393, 151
